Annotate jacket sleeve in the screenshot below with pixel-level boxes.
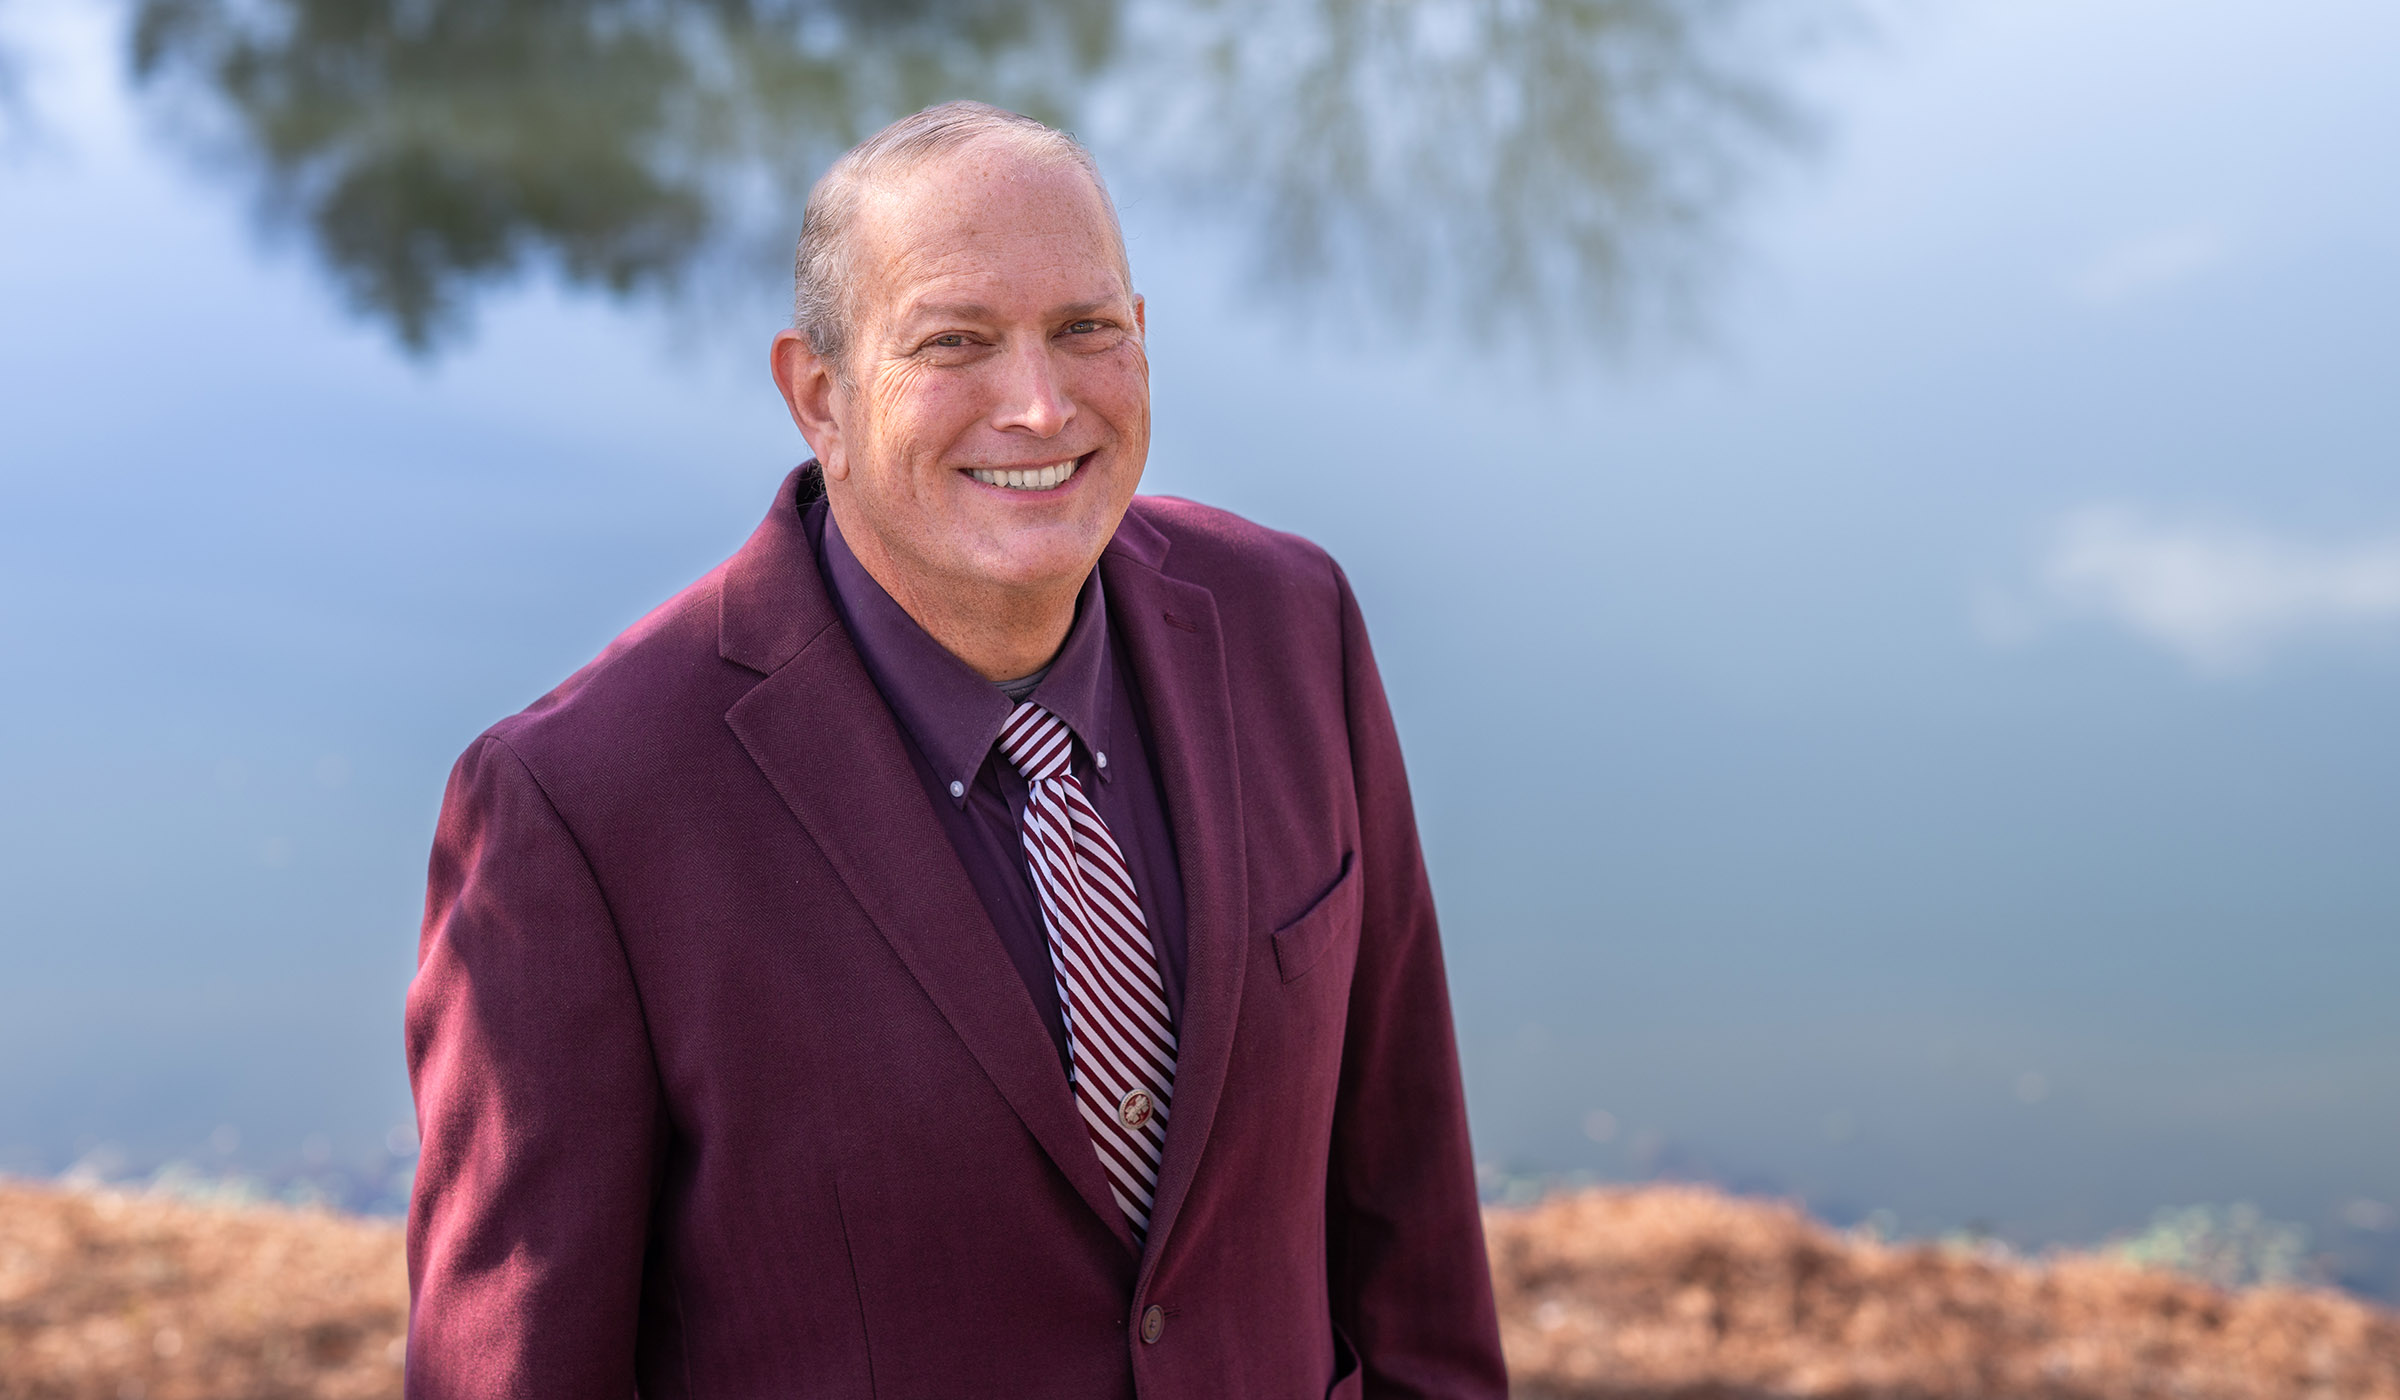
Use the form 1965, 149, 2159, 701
1325, 562, 1510, 1398
404, 734, 665, 1397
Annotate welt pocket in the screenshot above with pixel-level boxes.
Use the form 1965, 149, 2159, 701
1270, 852, 1360, 984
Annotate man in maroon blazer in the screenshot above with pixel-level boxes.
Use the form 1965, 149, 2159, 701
404, 101, 1506, 1398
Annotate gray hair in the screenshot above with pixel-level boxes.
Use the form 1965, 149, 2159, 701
792, 101, 1129, 379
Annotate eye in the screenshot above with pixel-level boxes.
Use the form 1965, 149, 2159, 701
929, 333, 970, 348
1064, 319, 1103, 335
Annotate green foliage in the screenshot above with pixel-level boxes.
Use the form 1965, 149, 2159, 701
2108, 1203, 2314, 1290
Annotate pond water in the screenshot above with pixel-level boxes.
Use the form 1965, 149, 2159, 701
4, 0, 2397, 1294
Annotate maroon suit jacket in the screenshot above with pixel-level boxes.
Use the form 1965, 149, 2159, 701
404, 468, 1505, 1398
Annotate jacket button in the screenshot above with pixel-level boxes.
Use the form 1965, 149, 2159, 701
1140, 1305, 1165, 1344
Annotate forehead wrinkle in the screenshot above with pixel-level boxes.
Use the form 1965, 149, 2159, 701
871, 242, 1128, 345
850, 146, 1130, 331
881, 203, 1115, 282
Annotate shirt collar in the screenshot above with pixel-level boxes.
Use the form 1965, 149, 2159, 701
816, 501, 1115, 805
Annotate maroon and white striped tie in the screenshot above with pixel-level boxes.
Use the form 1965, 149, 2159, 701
997, 700, 1177, 1240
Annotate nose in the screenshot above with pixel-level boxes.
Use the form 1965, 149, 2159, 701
991, 336, 1074, 438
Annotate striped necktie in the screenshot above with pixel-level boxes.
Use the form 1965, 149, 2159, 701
997, 700, 1178, 1241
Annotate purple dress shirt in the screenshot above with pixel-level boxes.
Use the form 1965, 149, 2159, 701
807, 497, 1188, 1074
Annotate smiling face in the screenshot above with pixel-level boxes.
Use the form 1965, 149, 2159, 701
793, 140, 1149, 630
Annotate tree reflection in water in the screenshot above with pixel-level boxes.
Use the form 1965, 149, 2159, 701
129, 0, 1822, 354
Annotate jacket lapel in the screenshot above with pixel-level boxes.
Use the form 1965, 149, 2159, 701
718, 472, 1136, 1256
1100, 512, 1251, 1274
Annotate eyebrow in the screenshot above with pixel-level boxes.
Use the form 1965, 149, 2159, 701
902, 299, 1119, 324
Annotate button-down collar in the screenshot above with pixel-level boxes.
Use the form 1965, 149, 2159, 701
818, 504, 1115, 806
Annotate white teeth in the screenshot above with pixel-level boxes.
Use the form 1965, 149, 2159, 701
970, 459, 1080, 491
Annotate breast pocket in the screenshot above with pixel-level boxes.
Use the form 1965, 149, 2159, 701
1270, 851, 1361, 984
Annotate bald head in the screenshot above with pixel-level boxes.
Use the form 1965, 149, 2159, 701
793, 101, 1130, 380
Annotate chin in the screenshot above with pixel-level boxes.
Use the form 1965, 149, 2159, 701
966, 534, 1107, 592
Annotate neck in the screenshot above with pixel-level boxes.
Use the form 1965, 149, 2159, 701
830, 502, 1083, 683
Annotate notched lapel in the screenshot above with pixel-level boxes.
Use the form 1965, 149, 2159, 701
1102, 549, 1251, 1276
724, 600, 1137, 1258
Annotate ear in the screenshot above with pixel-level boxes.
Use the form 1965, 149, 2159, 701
770, 329, 850, 480
1132, 293, 1146, 338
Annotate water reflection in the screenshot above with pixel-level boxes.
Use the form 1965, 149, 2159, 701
1107, 0, 1820, 348
0, 35, 25, 140
129, 0, 1818, 353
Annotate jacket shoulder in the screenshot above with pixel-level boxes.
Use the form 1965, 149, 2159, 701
1124, 495, 1343, 603
475, 562, 750, 785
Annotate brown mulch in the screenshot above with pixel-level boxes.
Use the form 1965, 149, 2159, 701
4, 1178, 2398, 1398
1490, 1186, 2400, 1399
0, 1182, 404, 1400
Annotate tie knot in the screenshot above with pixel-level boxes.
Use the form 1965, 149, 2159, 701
997, 701, 1074, 782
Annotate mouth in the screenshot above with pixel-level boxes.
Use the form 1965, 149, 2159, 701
965, 454, 1086, 493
